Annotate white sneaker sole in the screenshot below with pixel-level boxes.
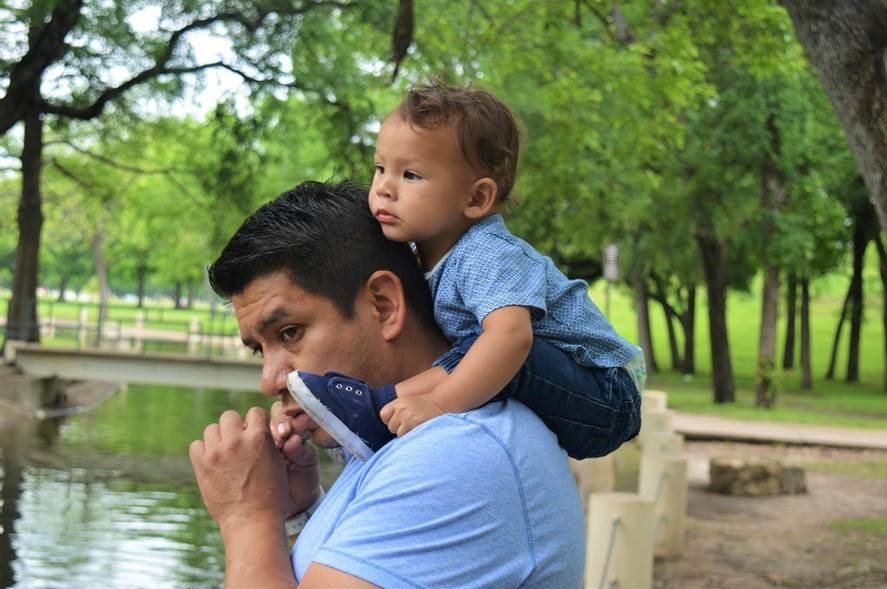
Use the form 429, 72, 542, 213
287, 370, 374, 461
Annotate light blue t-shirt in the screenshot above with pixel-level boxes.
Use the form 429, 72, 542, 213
425, 214, 638, 369
292, 400, 585, 588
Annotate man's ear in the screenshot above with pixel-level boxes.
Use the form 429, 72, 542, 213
464, 177, 498, 220
365, 270, 406, 342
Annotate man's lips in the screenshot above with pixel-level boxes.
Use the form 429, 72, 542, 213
283, 406, 314, 433
375, 209, 399, 223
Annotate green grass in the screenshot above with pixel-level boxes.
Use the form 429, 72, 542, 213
591, 254, 886, 428
0, 297, 240, 336
828, 517, 887, 536
806, 458, 887, 479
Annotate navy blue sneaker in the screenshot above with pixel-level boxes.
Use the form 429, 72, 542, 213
287, 370, 397, 460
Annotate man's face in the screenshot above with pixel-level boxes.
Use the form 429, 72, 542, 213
232, 271, 386, 448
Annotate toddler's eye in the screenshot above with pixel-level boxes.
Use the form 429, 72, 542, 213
374, 164, 384, 174
403, 170, 421, 180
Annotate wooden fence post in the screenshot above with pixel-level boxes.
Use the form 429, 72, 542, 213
585, 492, 655, 589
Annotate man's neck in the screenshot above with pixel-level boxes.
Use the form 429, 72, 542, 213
390, 319, 450, 382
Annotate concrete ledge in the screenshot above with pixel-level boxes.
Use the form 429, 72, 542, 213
672, 412, 887, 451
14, 344, 262, 392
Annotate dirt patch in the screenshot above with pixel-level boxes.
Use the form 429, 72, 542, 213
652, 442, 887, 589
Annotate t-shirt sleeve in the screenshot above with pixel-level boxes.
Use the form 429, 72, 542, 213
311, 417, 536, 589
454, 235, 547, 324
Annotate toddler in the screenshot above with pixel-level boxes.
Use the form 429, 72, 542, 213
289, 81, 644, 460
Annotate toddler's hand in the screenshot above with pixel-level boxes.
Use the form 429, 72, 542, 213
379, 395, 445, 437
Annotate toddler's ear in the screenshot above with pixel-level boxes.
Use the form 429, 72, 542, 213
464, 177, 498, 219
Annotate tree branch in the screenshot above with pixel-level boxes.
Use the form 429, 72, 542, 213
38, 2, 356, 122
58, 139, 189, 175
0, 0, 83, 135
48, 157, 95, 191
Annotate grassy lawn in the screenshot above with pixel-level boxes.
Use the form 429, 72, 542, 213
828, 517, 887, 536
590, 257, 885, 429
807, 457, 887, 479
0, 296, 240, 336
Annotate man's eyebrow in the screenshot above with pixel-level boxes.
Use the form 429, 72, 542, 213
259, 307, 290, 334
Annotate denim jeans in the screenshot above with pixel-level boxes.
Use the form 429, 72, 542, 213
434, 336, 642, 459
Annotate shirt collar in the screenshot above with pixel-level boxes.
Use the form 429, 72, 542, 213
422, 214, 505, 280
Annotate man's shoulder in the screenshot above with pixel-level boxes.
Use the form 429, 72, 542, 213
371, 401, 562, 478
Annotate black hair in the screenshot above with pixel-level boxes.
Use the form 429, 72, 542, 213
208, 181, 436, 329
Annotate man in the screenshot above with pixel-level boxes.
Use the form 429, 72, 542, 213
189, 181, 585, 588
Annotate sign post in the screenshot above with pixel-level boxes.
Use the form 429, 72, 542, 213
603, 244, 619, 318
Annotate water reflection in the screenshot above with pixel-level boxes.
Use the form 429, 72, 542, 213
0, 385, 342, 588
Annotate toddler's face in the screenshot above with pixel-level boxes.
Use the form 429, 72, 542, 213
369, 115, 480, 265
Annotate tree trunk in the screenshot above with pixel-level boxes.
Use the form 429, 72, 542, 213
800, 276, 812, 390
57, 275, 68, 302
846, 221, 868, 382
91, 230, 110, 346
186, 281, 195, 309
661, 299, 681, 371
682, 285, 696, 374
782, 272, 797, 369
875, 234, 887, 392
174, 281, 183, 309
632, 268, 658, 373
696, 233, 735, 403
756, 264, 780, 408
756, 117, 786, 408
826, 278, 852, 379
3, 109, 44, 348
136, 263, 147, 308
780, 1, 887, 236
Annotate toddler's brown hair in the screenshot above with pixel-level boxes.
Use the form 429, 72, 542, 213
394, 79, 522, 202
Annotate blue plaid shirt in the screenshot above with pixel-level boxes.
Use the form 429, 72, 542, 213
425, 214, 639, 369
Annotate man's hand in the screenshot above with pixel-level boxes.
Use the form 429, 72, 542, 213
270, 401, 322, 516
379, 394, 445, 437
189, 407, 289, 536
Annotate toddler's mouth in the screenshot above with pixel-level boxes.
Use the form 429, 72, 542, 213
375, 209, 399, 223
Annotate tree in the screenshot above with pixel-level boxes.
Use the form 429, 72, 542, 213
0, 0, 357, 347
781, 1, 887, 236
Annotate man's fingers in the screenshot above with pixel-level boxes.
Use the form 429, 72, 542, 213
203, 422, 221, 445
219, 409, 244, 436
273, 420, 291, 448
269, 400, 286, 421
245, 406, 268, 431
189, 439, 204, 464
281, 432, 305, 461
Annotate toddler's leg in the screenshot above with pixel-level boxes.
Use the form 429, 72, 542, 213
504, 339, 641, 460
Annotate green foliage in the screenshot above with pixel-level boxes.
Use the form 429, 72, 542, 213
5, 0, 874, 405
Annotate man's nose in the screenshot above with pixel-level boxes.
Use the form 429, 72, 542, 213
260, 354, 289, 397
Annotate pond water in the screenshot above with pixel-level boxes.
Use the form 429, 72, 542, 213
0, 385, 342, 588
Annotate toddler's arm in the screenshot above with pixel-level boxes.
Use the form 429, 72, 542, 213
381, 306, 532, 435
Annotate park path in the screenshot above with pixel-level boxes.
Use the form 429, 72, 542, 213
672, 411, 887, 450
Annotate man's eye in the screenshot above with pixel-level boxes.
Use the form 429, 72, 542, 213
403, 170, 421, 180
250, 346, 263, 358
279, 326, 302, 344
